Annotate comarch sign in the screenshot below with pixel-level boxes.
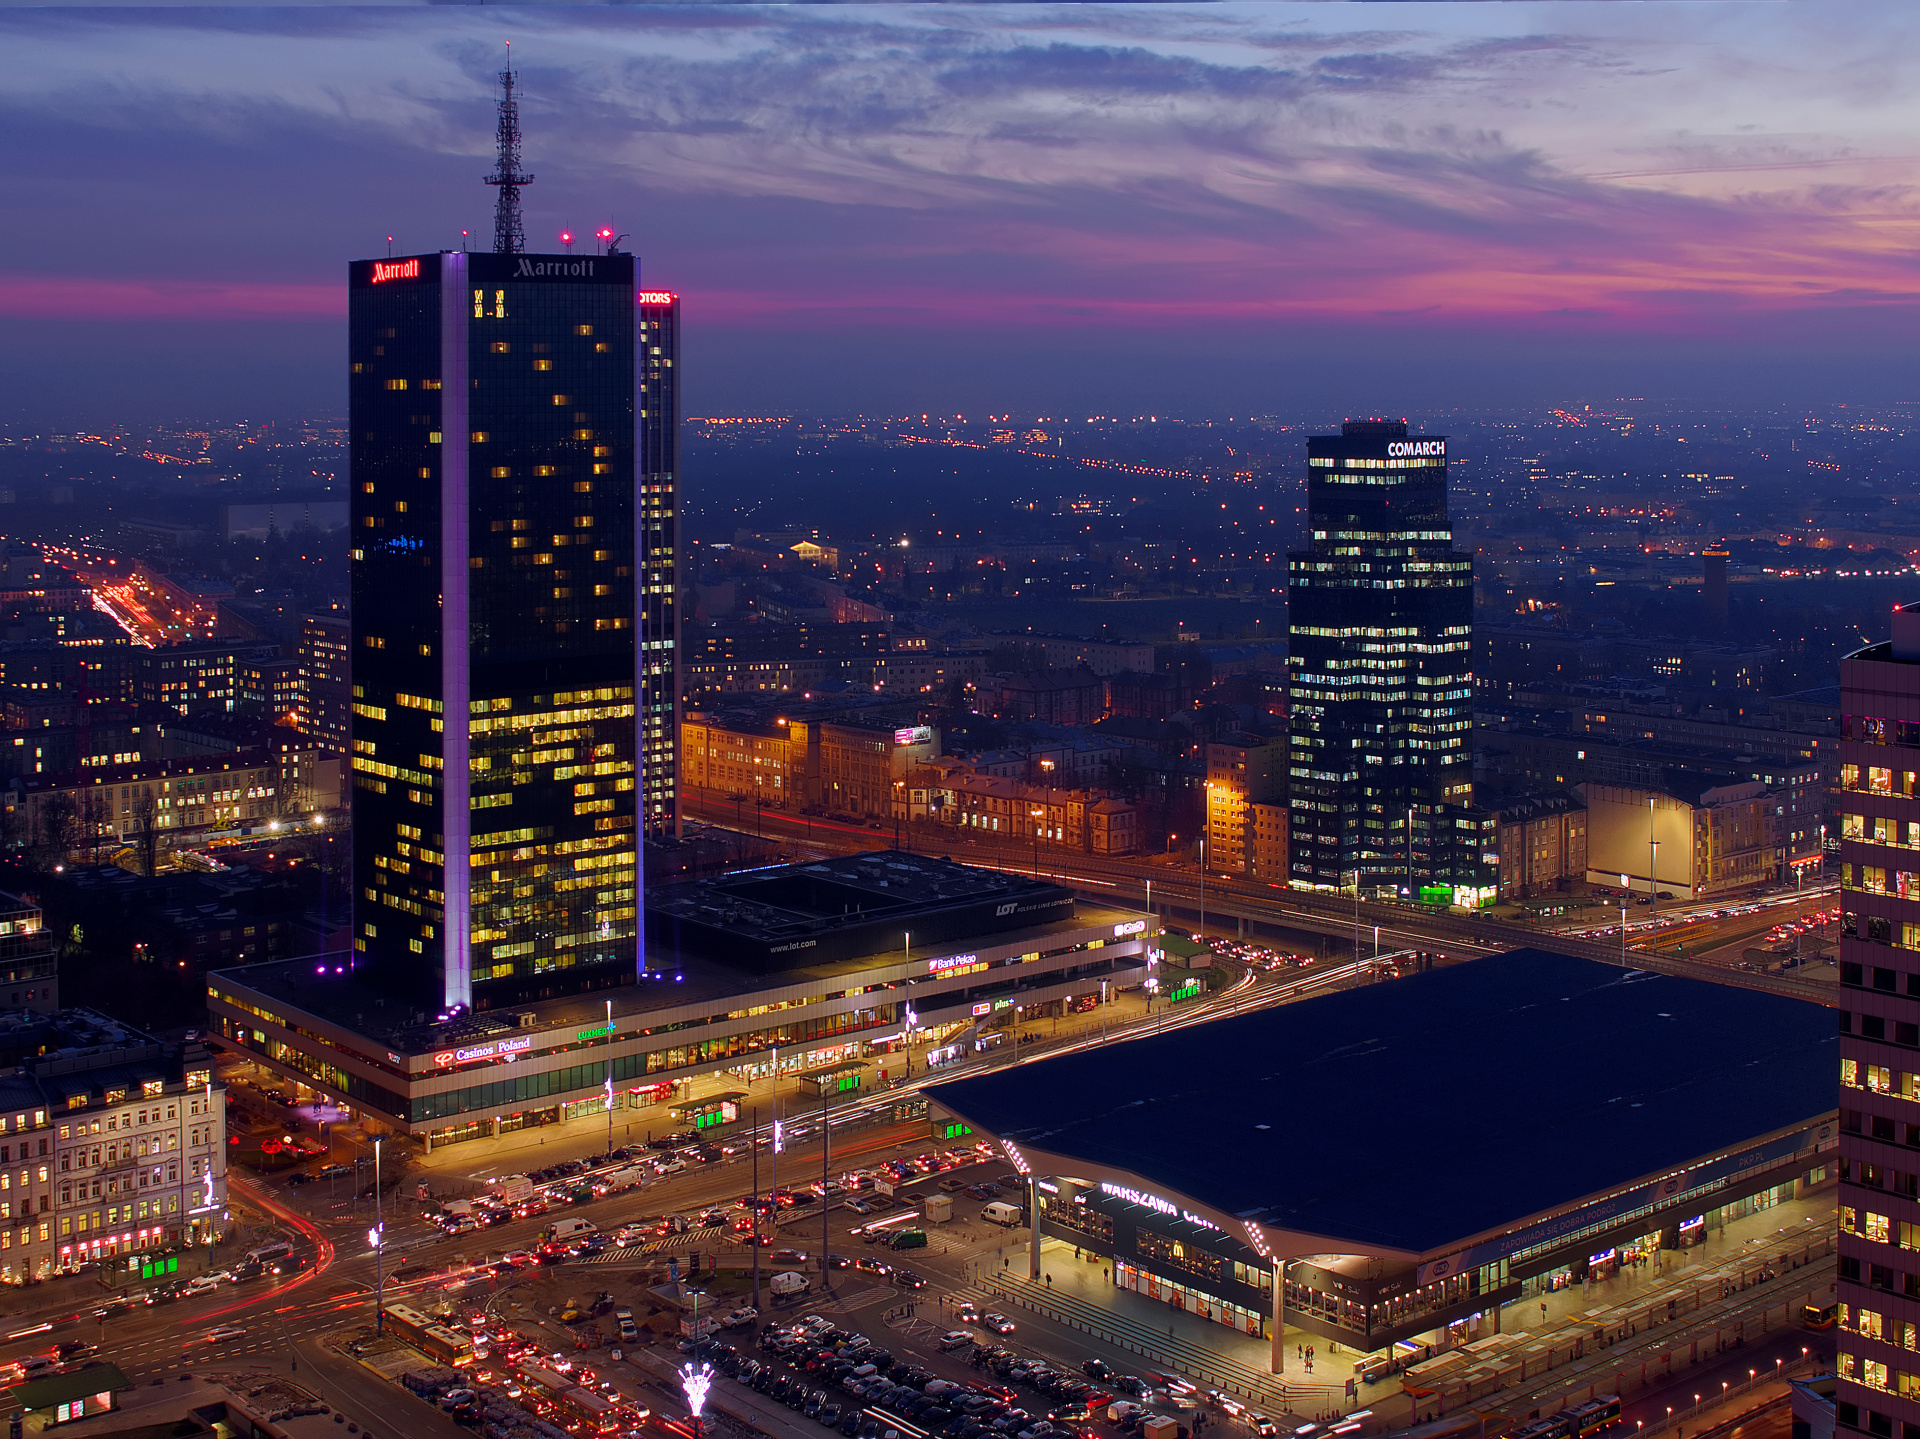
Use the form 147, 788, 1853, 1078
1386, 440, 1446, 458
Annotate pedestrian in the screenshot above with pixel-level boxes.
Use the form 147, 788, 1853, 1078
1045, 1274, 1052, 1288
1104, 1269, 1110, 1282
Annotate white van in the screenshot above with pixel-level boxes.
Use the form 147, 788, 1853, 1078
544, 1217, 598, 1243
981, 1201, 1023, 1227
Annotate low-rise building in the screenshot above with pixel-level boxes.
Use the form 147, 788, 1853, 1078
990, 634, 1157, 678
0, 892, 56, 1013
0, 1011, 225, 1284
11, 746, 341, 855
1247, 801, 1288, 883
1205, 731, 1286, 875
1582, 772, 1784, 899
905, 760, 1139, 856
1490, 792, 1588, 899
209, 852, 1151, 1148
682, 711, 801, 811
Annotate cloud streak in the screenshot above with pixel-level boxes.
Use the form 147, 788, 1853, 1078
3, 2, 1920, 416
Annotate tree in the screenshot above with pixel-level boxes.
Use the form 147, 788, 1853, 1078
34, 794, 76, 870
130, 791, 160, 877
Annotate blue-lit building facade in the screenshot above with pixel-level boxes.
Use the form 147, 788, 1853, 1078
346, 250, 667, 1012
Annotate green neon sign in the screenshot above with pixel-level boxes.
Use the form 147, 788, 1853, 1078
1168, 979, 1202, 1003
941, 1122, 973, 1139
578, 1022, 617, 1041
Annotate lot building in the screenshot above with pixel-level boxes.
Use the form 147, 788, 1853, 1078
928, 949, 1835, 1372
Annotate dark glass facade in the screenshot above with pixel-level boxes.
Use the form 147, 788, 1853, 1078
636, 293, 680, 839
348, 250, 651, 1011
1287, 421, 1480, 896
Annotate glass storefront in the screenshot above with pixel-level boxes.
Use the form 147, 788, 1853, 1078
1116, 1259, 1268, 1338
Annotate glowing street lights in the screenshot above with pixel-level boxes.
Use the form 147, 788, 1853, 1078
680, 1360, 716, 1439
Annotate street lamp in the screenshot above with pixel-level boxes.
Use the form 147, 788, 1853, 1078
370, 1137, 385, 1334
1031, 807, 1045, 879
680, 1360, 716, 1439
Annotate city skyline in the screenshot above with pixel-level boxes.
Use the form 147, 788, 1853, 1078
4, 4, 1920, 422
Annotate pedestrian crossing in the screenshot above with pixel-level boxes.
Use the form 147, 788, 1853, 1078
570, 1233, 703, 1264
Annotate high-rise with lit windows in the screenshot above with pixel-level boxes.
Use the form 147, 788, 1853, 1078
1835, 607, 1920, 1439
348, 249, 665, 1011
636, 289, 680, 839
1286, 420, 1481, 899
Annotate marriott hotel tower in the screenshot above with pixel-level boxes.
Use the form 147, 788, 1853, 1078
347, 250, 679, 1010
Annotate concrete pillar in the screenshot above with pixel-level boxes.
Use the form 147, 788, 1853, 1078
423, 1132, 432, 1154
1271, 1257, 1285, 1374
491, 1116, 501, 1139
1028, 1176, 1042, 1281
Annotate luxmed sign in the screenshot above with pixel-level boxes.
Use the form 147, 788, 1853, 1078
1387, 440, 1445, 458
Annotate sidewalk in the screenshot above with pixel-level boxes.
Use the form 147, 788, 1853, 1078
1504, 1194, 1833, 1334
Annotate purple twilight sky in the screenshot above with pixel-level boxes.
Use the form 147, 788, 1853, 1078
3, 2, 1920, 424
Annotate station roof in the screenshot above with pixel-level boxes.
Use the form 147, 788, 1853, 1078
926, 949, 1834, 1257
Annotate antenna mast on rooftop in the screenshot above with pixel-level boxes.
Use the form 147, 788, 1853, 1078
484, 45, 534, 254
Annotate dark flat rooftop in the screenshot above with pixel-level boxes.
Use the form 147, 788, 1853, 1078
214, 898, 1135, 1059
927, 949, 1834, 1255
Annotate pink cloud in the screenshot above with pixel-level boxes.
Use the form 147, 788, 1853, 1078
0, 273, 343, 321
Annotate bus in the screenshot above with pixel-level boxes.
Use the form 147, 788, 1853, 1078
1804, 1301, 1840, 1330
1568, 1396, 1621, 1437
419, 1324, 474, 1368
1505, 1397, 1619, 1439
521, 1366, 626, 1436
381, 1303, 472, 1364
244, 1240, 293, 1267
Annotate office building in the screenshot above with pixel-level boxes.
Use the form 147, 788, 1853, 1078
1836, 605, 1920, 1439
208, 852, 1150, 1148
1287, 421, 1480, 899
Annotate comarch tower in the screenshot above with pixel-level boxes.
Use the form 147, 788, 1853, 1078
1286, 420, 1485, 902
347, 241, 679, 1010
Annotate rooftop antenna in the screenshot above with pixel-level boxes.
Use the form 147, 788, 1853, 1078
386, 235, 394, 258
485, 42, 534, 255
